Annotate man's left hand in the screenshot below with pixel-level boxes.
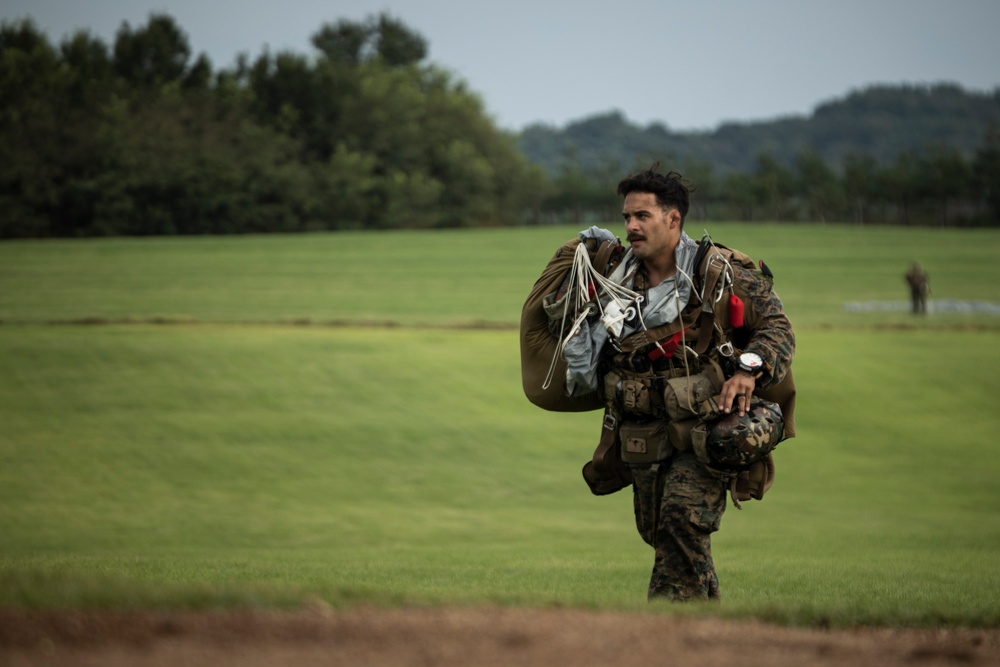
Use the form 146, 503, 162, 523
720, 371, 756, 417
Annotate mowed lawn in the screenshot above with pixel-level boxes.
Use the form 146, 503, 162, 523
1, 224, 999, 625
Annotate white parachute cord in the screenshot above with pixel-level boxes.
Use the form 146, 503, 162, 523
675, 263, 697, 301
714, 259, 734, 304
540, 274, 573, 391
571, 243, 592, 311
592, 266, 640, 309
542, 242, 630, 391
579, 244, 641, 309
541, 242, 649, 392
568, 242, 641, 326
541, 244, 589, 391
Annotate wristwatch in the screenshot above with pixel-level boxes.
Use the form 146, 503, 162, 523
738, 351, 764, 377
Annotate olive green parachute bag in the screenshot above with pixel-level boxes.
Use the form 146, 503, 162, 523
519, 236, 623, 413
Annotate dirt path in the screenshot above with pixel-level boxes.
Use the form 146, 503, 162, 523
2, 606, 997, 666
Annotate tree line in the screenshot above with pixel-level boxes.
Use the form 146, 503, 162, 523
543, 132, 1000, 227
1, 13, 997, 238
524, 86, 1000, 226
0, 13, 545, 237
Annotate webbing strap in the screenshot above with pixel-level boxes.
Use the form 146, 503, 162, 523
617, 245, 730, 356
693, 309, 715, 355
593, 239, 619, 275
616, 307, 698, 353
582, 408, 633, 496
591, 409, 619, 475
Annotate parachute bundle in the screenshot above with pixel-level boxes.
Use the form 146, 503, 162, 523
519, 237, 623, 413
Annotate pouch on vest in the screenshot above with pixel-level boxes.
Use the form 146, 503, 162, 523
619, 420, 673, 464
663, 372, 717, 421
665, 417, 697, 452
582, 410, 633, 496
604, 368, 658, 417
728, 452, 776, 509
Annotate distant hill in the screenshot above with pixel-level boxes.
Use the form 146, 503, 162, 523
517, 83, 1000, 176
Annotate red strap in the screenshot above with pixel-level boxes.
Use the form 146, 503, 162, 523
647, 329, 688, 360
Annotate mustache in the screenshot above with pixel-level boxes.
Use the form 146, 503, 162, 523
626, 234, 646, 243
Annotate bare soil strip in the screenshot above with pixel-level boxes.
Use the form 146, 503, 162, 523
2, 606, 998, 667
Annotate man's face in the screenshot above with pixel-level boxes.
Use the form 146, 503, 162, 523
622, 191, 681, 263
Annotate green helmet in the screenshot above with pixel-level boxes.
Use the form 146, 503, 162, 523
694, 399, 784, 472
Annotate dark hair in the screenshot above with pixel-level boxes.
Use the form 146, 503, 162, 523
616, 163, 692, 221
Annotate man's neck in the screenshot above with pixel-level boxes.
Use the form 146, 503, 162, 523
643, 255, 677, 287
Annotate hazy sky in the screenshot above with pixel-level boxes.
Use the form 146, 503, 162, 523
4, 0, 999, 132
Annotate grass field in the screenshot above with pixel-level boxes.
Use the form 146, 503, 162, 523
2, 223, 1000, 627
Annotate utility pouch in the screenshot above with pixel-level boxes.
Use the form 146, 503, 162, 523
621, 379, 651, 413
603, 368, 623, 405
665, 417, 698, 452
664, 372, 717, 421
604, 369, 656, 416
619, 420, 673, 464
691, 420, 709, 453
582, 410, 633, 496
729, 453, 776, 510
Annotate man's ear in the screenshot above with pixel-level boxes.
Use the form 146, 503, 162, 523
668, 209, 681, 228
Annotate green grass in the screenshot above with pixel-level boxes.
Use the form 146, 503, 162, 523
2, 223, 1000, 627
3, 223, 999, 329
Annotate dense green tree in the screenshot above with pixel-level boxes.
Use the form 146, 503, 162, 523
519, 84, 1000, 180
972, 124, 1000, 224
878, 152, 921, 225
842, 152, 880, 224
59, 30, 114, 96
0, 19, 70, 236
795, 150, 845, 223
310, 14, 426, 68
311, 20, 369, 66
248, 50, 351, 158
5, 12, 997, 236
721, 171, 765, 221
754, 153, 796, 222
372, 13, 427, 66
112, 14, 194, 88
920, 145, 971, 226
680, 160, 716, 221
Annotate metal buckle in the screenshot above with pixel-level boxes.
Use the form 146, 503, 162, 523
603, 412, 617, 431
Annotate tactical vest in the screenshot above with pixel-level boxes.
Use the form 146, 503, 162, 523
599, 239, 796, 437
519, 235, 796, 502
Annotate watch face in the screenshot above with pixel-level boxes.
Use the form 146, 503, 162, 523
740, 352, 763, 369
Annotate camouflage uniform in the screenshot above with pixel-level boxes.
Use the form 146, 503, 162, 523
631, 452, 726, 599
612, 254, 795, 601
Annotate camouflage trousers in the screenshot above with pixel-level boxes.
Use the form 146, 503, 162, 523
631, 451, 728, 601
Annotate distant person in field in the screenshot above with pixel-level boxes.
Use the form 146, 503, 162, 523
905, 262, 929, 314
522, 165, 796, 601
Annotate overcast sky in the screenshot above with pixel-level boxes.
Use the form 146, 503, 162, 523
4, 0, 999, 132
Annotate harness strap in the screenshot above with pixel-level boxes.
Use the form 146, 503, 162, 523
591, 409, 619, 476
617, 244, 732, 355
692, 246, 734, 352
617, 306, 700, 353
593, 239, 620, 275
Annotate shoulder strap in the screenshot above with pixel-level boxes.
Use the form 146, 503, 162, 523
592, 238, 624, 276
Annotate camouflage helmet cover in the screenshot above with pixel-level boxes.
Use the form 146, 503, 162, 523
694, 399, 784, 471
